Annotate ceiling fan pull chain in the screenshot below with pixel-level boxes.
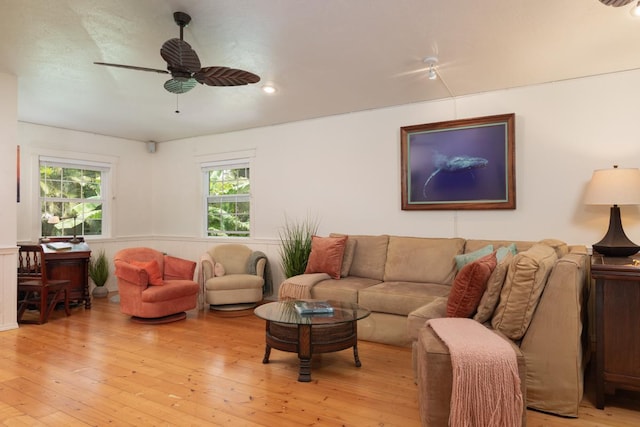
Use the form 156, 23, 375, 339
175, 95, 180, 114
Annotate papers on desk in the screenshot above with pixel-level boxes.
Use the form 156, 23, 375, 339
294, 300, 334, 315
45, 242, 73, 251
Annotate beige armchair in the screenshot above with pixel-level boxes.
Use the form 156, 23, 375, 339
200, 244, 271, 310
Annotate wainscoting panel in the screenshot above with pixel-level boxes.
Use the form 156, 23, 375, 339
0, 246, 18, 331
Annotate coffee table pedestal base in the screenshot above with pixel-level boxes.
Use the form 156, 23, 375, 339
262, 321, 361, 382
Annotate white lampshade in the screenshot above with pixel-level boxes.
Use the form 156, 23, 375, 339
47, 215, 60, 224
584, 167, 640, 206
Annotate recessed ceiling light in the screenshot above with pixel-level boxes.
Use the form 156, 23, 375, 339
262, 85, 277, 94
631, 0, 640, 16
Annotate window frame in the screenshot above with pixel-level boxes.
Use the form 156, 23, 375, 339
202, 158, 253, 238
39, 156, 112, 240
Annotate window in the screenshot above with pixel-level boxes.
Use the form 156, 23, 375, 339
40, 158, 109, 239
203, 161, 251, 237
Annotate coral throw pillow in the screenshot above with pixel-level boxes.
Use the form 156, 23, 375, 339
131, 260, 164, 286
304, 235, 348, 280
447, 252, 497, 318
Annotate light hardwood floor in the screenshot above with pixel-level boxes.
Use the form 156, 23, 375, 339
1, 295, 639, 426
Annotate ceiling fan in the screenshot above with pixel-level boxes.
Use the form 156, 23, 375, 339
94, 11, 260, 94
598, 0, 634, 6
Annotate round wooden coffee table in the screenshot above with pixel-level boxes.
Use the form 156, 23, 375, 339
254, 300, 371, 382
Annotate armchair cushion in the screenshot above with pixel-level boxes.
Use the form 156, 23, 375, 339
131, 260, 164, 285
205, 274, 264, 291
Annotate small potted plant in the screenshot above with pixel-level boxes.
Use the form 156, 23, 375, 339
89, 249, 110, 298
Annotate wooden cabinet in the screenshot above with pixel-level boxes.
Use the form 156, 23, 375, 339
591, 254, 640, 409
42, 241, 91, 309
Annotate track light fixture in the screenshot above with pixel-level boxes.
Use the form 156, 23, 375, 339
423, 57, 438, 80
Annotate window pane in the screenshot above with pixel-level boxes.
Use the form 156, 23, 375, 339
40, 162, 106, 239
206, 165, 250, 237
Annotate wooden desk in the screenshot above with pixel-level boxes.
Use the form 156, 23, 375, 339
42, 241, 92, 309
591, 254, 640, 409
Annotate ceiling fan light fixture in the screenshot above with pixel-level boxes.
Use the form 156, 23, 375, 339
164, 78, 197, 94
423, 56, 438, 80
262, 84, 277, 94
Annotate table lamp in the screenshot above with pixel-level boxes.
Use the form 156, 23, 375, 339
584, 165, 640, 257
41, 215, 60, 243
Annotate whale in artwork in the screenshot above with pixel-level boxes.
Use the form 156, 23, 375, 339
422, 153, 489, 199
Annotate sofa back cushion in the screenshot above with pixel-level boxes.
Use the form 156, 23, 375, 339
465, 239, 534, 255
384, 236, 465, 284
491, 243, 558, 340
331, 234, 389, 280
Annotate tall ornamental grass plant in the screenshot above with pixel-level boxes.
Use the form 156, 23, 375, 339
278, 216, 319, 278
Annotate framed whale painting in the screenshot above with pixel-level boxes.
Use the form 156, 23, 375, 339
401, 113, 515, 210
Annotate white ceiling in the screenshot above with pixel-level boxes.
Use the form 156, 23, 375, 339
1, 0, 639, 142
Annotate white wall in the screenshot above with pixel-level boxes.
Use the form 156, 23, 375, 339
16, 123, 154, 241
11, 68, 640, 300
153, 69, 640, 247
0, 72, 18, 330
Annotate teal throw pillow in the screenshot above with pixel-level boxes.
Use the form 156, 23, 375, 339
455, 244, 493, 270
496, 243, 517, 262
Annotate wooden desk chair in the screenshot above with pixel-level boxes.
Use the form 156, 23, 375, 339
17, 244, 71, 324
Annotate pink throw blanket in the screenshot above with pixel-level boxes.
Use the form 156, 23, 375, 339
427, 318, 523, 427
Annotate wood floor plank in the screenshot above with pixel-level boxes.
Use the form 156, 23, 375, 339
1, 295, 640, 426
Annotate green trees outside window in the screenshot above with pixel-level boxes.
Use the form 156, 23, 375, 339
40, 163, 105, 238
206, 166, 250, 237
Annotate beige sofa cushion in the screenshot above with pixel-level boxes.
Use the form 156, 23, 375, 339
340, 238, 357, 277
310, 276, 380, 303
538, 238, 569, 258
384, 236, 465, 284
331, 234, 389, 280
492, 243, 557, 340
474, 252, 514, 324
465, 239, 533, 255
359, 281, 450, 316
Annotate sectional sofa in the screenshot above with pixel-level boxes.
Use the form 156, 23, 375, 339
278, 233, 589, 417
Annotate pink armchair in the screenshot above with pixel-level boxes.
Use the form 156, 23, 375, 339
114, 247, 199, 323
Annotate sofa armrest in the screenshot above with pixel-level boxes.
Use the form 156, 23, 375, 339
519, 252, 588, 416
278, 273, 331, 300
407, 296, 449, 342
164, 255, 196, 281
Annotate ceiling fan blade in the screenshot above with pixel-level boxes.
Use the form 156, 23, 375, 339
160, 38, 201, 72
94, 62, 169, 74
194, 66, 260, 86
599, 0, 634, 5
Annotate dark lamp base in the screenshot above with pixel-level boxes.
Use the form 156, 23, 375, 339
593, 244, 640, 257
593, 205, 640, 257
